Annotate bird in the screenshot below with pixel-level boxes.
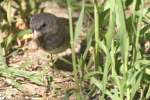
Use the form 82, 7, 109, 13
29, 13, 70, 54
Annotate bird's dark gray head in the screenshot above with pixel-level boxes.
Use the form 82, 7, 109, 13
30, 13, 58, 36
29, 13, 70, 53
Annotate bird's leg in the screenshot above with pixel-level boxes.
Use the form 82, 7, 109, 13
47, 53, 58, 66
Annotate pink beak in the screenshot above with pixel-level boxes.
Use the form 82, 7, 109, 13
32, 30, 42, 40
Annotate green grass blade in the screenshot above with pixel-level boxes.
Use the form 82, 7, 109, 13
74, 0, 85, 42
115, 0, 129, 73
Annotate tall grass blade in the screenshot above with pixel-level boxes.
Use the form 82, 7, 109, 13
115, 0, 129, 72
105, 0, 115, 49
74, 0, 85, 42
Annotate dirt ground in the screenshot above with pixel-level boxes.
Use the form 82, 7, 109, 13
0, 1, 81, 100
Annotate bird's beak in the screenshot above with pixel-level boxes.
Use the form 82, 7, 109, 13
32, 30, 42, 40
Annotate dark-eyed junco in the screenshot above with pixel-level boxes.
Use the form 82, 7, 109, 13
30, 13, 70, 54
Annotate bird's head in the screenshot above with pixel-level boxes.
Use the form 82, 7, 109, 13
29, 13, 70, 53
30, 13, 59, 40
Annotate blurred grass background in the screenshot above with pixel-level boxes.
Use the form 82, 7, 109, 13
0, 0, 150, 99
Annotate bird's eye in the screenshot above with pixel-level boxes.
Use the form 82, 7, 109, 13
41, 23, 46, 28
37, 23, 46, 31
